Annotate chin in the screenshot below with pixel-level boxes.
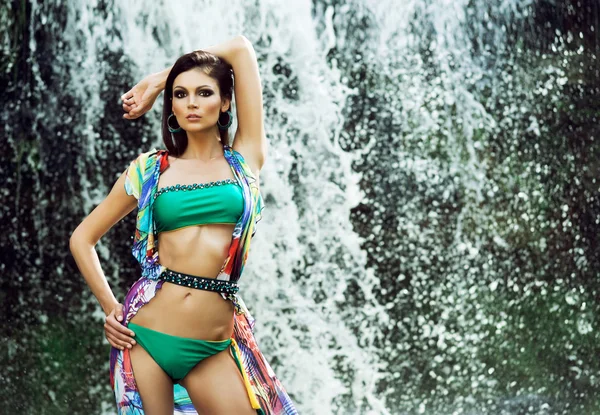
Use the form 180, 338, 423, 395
186, 124, 214, 133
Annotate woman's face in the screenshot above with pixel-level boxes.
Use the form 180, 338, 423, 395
171, 68, 228, 132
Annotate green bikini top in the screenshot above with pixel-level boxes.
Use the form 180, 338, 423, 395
152, 178, 244, 233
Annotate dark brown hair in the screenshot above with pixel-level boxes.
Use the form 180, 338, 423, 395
161, 50, 234, 156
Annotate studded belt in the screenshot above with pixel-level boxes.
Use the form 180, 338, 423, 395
158, 268, 240, 295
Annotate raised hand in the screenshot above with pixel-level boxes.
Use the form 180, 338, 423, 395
120, 73, 164, 120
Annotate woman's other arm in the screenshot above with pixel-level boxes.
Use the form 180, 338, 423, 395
69, 171, 137, 316
70, 171, 139, 350
204, 35, 267, 174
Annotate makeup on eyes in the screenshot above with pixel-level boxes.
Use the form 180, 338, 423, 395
174, 90, 213, 99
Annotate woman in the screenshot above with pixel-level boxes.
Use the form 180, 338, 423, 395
70, 35, 297, 414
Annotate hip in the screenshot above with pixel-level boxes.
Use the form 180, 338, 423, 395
127, 275, 236, 341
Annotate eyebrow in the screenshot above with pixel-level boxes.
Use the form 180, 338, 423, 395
173, 84, 213, 90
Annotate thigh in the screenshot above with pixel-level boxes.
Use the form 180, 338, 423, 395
179, 346, 256, 414
129, 344, 174, 414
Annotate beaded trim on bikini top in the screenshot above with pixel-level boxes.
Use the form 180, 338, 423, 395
153, 177, 239, 199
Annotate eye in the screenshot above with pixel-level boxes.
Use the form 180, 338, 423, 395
174, 90, 213, 98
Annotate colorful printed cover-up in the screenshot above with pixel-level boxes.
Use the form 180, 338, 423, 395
108, 144, 298, 414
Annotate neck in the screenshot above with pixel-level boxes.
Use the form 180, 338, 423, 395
179, 128, 225, 161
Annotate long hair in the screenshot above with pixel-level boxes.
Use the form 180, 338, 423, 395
161, 50, 234, 156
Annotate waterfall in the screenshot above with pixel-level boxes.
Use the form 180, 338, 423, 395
2, 0, 599, 413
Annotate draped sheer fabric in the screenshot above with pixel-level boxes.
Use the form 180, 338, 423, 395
108, 145, 297, 414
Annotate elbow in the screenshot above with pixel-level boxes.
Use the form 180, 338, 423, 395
237, 35, 254, 53
236, 34, 250, 45
69, 227, 91, 253
69, 229, 81, 253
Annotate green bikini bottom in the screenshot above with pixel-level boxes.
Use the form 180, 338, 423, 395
128, 322, 232, 383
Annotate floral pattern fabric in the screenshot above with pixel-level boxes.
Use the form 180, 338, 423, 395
108, 145, 297, 414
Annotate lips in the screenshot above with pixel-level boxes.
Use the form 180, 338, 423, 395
186, 114, 201, 119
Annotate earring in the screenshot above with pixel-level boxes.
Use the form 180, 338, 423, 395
168, 113, 182, 133
217, 109, 233, 130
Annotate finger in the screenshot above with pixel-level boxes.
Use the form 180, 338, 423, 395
106, 333, 131, 350
106, 315, 130, 333
123, 110, 141, 120
105, 332, 123, 349
114, 308, 124, 322
105, 333, 124, 350
122, 103, 137, 114
105, 322, 134, 343
106, 327, 135, 347
104, 322, 125, 340
109, 319, 137, 342
117, 322, 136, 337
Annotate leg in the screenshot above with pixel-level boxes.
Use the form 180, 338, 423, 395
179, 345, 256, 414
129, 342, 174, 414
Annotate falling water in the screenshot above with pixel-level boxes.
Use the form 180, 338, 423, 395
2, 0, 599, 413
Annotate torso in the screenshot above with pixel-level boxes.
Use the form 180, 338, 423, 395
128, 150, 254, 341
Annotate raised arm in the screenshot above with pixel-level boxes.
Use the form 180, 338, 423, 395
122, 36, 267, 175
212, 36, 266, 174
194, 35, 267, 175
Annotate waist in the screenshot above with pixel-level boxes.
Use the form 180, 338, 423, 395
158, 267, 239, 295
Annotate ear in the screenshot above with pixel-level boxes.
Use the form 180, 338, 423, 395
222, 97, 231, 112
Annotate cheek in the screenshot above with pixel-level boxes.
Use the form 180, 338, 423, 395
205, 97, 222, 113
172, 99, 185, 114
